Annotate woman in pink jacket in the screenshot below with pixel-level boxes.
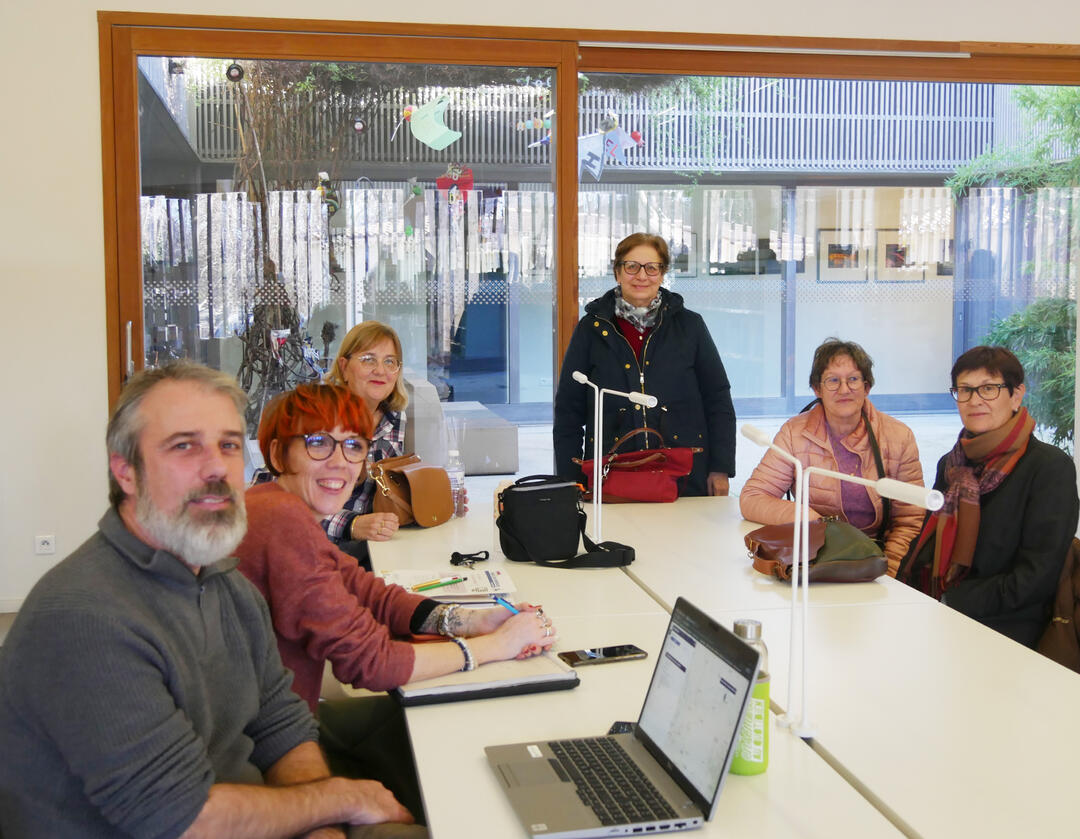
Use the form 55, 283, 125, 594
739, 338, 924, 575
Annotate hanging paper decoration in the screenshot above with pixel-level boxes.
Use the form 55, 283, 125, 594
408, 96, 462, 151
603, 126, 637, 165
518, 110, 555, 148
390, 105, 417, 143
577, 120, 643, 181
578, 132, 606, 181
436, 163, 474, 191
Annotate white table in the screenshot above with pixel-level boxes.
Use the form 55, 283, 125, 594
368, 506, 904, 837
600, 496, 932, 613
403, 612, 901, 839
593, 496, 1080, 837
372, 504, 668, 619
711, 600, 1080, 839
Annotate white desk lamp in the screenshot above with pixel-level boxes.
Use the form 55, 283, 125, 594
741, 425, 944, 739
573, 371, 658, 541
741, 424, 804, 725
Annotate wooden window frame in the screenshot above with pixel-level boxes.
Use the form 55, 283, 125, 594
99, 12, 1080, 404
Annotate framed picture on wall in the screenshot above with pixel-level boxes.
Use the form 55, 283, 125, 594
816, 229, 870, 283
874, 229, 926, 283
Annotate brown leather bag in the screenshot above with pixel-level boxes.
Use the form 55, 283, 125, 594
369, 454, 453, 528
744, 519, 887, 583
1036, 537, 1080, 674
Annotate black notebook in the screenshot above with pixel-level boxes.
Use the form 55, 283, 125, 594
393, 652, 579, 706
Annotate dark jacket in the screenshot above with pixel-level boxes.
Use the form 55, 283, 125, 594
918, 437, 1079, 647
553, 287, 736, 497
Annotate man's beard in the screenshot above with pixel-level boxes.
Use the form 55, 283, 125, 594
135, 479, 248, 567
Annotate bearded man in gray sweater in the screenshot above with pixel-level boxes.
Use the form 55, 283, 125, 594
0, 362, 422, 839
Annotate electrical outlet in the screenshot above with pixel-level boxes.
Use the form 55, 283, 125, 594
34, 535, 56, 555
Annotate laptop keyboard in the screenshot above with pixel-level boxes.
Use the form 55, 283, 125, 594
550, 737, 678, 826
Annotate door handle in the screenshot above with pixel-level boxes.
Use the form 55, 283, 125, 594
125, 320, 135, 379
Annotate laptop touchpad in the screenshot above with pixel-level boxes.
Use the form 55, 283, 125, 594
500, 759, 564, 787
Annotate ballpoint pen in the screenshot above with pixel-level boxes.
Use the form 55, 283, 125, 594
412, 576, 465, 592
491, 594, 520, 614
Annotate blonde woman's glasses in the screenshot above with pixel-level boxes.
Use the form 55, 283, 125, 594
351, 353, 401, 373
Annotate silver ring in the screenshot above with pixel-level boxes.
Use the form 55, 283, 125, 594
544, 627, 551, 637
535, 608, 545, 618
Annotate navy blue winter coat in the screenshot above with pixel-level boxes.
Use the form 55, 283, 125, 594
553, 287, 736, 497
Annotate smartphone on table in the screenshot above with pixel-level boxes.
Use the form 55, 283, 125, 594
556, 644, 647, 667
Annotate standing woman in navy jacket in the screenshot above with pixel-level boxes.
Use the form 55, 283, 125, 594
554, 232, 736, 497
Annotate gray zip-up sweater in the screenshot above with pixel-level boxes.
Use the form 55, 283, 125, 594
0, 508, 317, 838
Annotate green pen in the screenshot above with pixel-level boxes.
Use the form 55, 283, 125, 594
413, 576, 465, 593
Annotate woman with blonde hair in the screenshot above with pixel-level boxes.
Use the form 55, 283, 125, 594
323, 321, 410, 546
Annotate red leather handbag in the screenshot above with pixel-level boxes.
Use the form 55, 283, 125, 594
574, 428, 701, 503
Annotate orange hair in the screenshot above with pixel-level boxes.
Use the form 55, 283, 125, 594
257, 384, 373, 477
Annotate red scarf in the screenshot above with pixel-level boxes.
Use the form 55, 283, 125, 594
906, 407, 1034, 598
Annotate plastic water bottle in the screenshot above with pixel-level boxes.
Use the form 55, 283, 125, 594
446, 448, 466, 518
730, 619, 769, 775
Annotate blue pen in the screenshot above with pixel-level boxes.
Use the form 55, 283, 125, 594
491, 594, 520, 614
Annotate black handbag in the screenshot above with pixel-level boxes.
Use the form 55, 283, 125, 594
495, 475, 635, 568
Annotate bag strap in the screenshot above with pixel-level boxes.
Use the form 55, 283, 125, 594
861, 408, 891, 546
609, 426, 666, 455
781, 402, 892, 545
495, 507, 634, 568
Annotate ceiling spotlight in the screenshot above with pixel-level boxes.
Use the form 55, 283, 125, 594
226, 63, 244, 83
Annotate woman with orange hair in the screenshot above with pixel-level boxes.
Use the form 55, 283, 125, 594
237, 383, 556, 708
234, 383, 556, 821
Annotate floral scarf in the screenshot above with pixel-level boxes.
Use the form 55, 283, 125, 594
900, 406, 1034, 598
613, 286, 662, 332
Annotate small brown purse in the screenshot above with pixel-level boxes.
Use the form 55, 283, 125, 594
369, 454, 453, 528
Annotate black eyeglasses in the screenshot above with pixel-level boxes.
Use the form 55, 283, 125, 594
617, 260, 664, 277
950, 383, 1010, 402
293, 433, 368, 463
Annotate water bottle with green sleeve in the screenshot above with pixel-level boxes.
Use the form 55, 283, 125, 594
730, 619, 769, 775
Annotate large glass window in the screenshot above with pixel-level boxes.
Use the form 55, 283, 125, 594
137, 53, 558, 444
573, 75, 1078, 486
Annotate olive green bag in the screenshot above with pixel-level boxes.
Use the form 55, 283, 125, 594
745, 518, 888, 583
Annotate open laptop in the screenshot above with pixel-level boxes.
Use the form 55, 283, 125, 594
485, 597, 760, 838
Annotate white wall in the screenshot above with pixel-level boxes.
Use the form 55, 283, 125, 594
1, 1, 1078, 607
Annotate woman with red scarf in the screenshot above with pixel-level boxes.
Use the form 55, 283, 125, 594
899, 346, 1078, 647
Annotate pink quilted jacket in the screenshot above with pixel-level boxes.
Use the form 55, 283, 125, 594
739, 400, 924, 576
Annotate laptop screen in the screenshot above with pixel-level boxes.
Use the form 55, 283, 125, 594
636, 598, 760, 815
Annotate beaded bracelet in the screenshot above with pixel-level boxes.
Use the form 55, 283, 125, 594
448, 635, 475, 671
438, 604, 460, 637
